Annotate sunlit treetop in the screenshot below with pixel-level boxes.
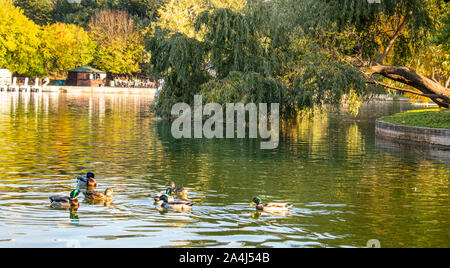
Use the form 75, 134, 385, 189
155, 0, 247, 39
0, 0, 44, 75
88, 9, 145, 75
40, 22, 96, 77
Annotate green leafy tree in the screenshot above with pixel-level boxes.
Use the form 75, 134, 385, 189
52, 0, 111, 27
434, 9, 450, 89
149, 0, 450, 119
148, 30, 210, 117
436, 10, 450, 51
200, 71, 286, 108
13, 0, 55, 25
287, 0, 450, 107
52, 0, 164, 27
150, 4, 368, 118
114, 0, 165, 21
195, 8, 268, 79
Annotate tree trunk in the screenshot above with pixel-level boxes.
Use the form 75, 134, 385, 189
367, 63, 450, 108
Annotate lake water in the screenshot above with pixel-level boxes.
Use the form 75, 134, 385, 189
0, 92, 448, 248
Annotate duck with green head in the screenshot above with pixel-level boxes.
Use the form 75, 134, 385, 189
77, 172, 97, 188
154, 188, 175, 205
250, 197, 293, 212
49, 190, 80, 208
159, 195, 194, 211
166, 181, 188, 199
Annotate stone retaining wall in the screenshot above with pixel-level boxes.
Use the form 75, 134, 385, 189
375, 120, 450, 147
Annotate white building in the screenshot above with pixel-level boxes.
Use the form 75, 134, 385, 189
0, 69, 12, 85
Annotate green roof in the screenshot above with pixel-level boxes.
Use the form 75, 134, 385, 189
69, 65, 105, 73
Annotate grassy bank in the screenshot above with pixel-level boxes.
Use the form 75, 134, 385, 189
380, 108, 450, 129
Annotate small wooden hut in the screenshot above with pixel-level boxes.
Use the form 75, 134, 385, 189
65, 65, 106, 87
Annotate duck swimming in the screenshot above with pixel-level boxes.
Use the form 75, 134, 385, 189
250, 197, 293, 212
83, 188, 114, 202
154, 189, 175, 205
159, 195, 193, 210
166, 181, 188, 198
49, 190, 80, 208
77, 172, 97, 188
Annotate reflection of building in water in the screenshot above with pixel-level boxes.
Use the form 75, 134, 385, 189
89, 95, 93, 123
23, 93, 29, 114
80, 93, 152, 124
0, 92, 11, 115
33, 93, 38, 114
99, 95, 105, 122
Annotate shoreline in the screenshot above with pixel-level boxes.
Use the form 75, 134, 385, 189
56, 86, 157, 95
2, 85, 157, 95
375, 119, 450, 148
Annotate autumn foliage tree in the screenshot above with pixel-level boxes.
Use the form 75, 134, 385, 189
41, 23, 96, 77
2, 0, 158, 78
0, 0, 44, 76
88, 9, 145, 76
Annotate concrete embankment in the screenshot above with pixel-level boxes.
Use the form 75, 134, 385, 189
57, 86, 156, 95
375, 119, 450, 147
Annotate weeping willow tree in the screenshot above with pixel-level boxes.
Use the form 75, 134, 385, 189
298, 0, 450, 107
148, 0, 449, 119
149, 5, 287, 118
147, 30, 210, 117
195, 8, 269, 78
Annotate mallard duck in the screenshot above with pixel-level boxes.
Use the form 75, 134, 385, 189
83, 188, 114, 202
77, 172, 97, 188
154, 188, 175, 205
49, 190, 80, 208
250, 197, 293, 212
166, 181, 188, 197
159, 195, 194, 210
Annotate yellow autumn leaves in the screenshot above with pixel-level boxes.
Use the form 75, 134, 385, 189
0, 1, 94, 77
155, 0, 247, 39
